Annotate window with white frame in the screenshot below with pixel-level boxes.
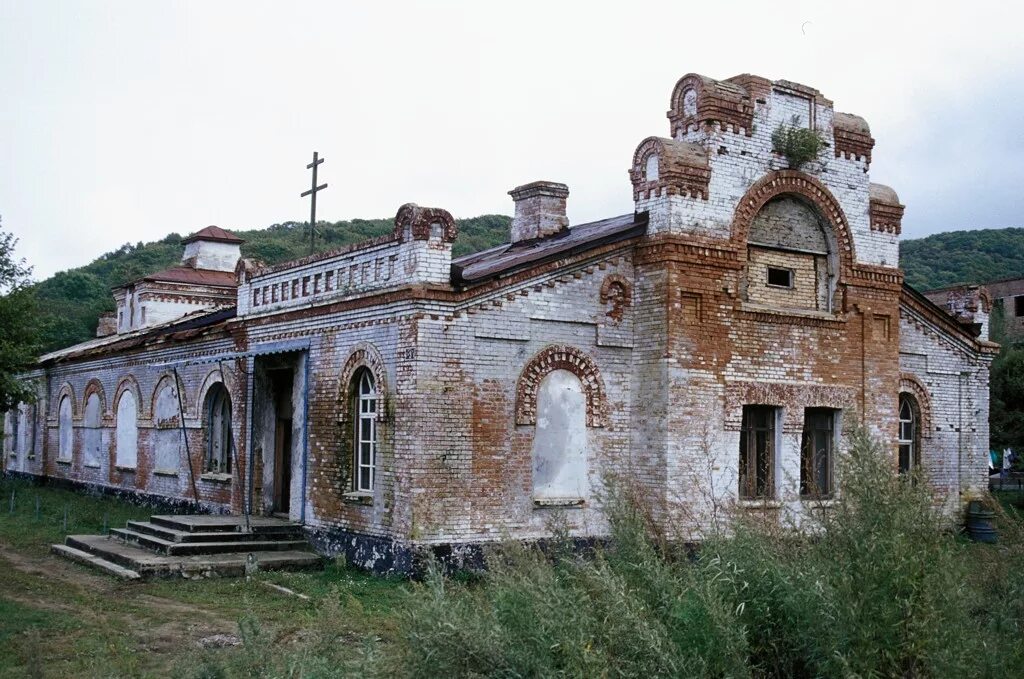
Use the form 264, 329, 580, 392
898, 394, 918, 475
353, 369, 377, 493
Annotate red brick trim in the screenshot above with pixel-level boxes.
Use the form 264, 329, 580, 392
112, 375, 146, 419
53, 383, 77, 420
629, 137, 710, 201
899, 373, 933, 439
515, 345, 607, 428
869, 200, 905, 235
731, 170, 856, 277
337, 343, 389, 425
394, 203, 457, 243
82, 379, 107, 417
196, 367, 237, 422
599, 274, 632, 324
668, 73, 755, 137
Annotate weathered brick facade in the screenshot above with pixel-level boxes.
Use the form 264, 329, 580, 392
3, 72, 998, 572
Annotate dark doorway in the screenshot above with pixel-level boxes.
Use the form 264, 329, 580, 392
270, 368, 295, 515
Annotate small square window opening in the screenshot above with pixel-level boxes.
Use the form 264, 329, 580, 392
767, 267, 793, 288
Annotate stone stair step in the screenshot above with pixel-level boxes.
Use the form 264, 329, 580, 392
149, 514, 303, 536
126, 521, 295, 544
51, 543, 141, 580
59, 534, 322, 579
111, 527, 311, 557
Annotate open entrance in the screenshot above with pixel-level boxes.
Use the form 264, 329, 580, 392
252, 352, 306, 520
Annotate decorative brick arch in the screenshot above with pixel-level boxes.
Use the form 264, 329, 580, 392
112, 375, 145, 418
899, 372, 933, 439
337, 343, 389, 425
82, 379, 107, 417
732, 170, 857, 276
150, 373, 184, 422
53, 382, 77, 419
516, 345, 607, 428
196, 366, 237, 419
600, 274, 633, 324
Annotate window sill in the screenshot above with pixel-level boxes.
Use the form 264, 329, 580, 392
343, 491, 373, 506
200, 473, 232, 483
55, 458, 72, 465
800, 497, 838, 507
115, 465, 136, 473
737, 499, 783, 510
83, 463, 101, 469
153, 469, 179, 477
533, 497, 586, 508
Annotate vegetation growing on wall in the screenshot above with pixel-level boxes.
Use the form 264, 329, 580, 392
771, 119, 825, 168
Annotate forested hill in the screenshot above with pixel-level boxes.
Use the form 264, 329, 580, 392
32, 215, 511, 353
900, 227, 1024, 290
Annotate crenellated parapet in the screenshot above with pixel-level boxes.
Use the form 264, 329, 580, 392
628, 136, 710, 201
868, 183, 905, 235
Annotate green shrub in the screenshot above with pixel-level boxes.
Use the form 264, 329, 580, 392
377, 431, 1024, 678
771, 119, 825, 168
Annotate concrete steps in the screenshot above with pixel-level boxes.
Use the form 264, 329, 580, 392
52, 513, 323, 580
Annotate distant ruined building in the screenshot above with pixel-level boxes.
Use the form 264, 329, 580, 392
3, 73, 998, 573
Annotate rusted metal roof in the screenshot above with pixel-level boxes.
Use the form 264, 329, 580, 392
139, 266, 238, 287
39, 307, 237, 365
182, 225, 244, 245
452, 212, 648, 285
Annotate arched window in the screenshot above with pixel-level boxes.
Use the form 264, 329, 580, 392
115, 390, 138, 468
531, 369, 587, 501
898, 393, 919, 474
8, 407, 19, 457
204, 384, 232, 474
57, 395, 73, 462
746, 195, 838, 313
644, 154, 660, 181
83, 393, 102, 467
352, 368, 377, 493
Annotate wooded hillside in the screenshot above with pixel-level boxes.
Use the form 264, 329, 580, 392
32, 216, 510, 353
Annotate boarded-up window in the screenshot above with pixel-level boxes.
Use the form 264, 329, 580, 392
57, 396, 73, 461
115, 390, 138, 468
83, 393, 102, 467
531, 369, 587, 501
154, 383, 180, 473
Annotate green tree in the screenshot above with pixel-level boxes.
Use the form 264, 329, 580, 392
0, 219, 41, 411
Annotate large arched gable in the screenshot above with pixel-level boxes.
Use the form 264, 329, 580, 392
732, 170, 856, 277
516, 345, 607, 428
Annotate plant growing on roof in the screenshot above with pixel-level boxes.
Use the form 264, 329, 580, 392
771, 115, 826, 168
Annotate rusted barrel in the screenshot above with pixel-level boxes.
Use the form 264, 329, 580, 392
966, 500, 997, 544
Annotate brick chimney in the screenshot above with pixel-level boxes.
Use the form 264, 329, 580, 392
509, 181, 569, 243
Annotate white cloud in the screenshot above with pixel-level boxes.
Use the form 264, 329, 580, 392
1, 0, 1021, 277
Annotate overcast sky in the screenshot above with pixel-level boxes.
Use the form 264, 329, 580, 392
2, 0, 1022, 280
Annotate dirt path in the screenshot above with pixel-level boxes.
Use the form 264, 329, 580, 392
0, 542, 241, 674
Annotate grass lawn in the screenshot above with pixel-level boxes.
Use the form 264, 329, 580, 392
0, 478, 407, 678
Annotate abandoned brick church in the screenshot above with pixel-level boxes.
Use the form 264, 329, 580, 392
3, 72, 998, 571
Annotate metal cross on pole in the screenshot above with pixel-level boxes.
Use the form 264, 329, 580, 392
300, 151, 328, 255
